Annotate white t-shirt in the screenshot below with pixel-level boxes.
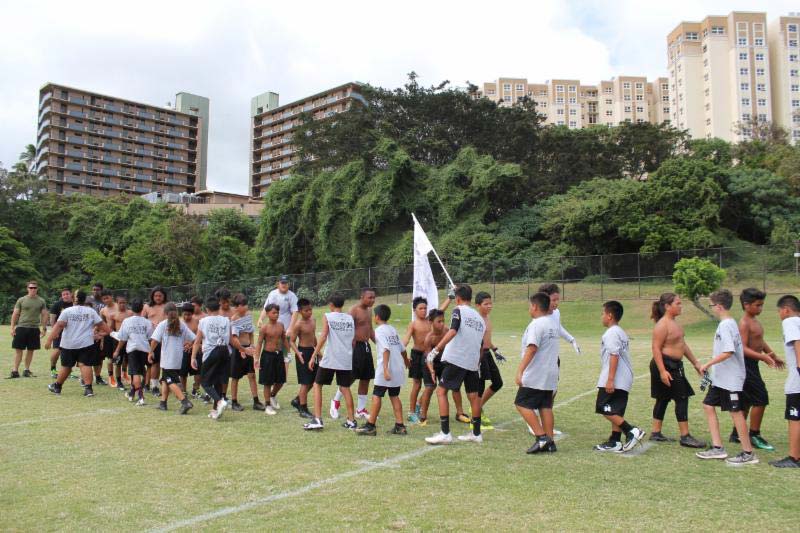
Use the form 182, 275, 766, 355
374, 324, 405, 388
321, 312, 354, 370
711, 317, 746, 392
117, 315, 153, 354
520, 316, 560, 390
551, 308, 575, 343
151, 320, 196, 370
597, 325, 634, 391
442, 305, 485, 372
198, 315, 230, 362
782, 316, 800, 394
264, 289, 298, 330
58, 305, 103, 350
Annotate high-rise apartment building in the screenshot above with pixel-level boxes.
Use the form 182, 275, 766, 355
769, 14, 800, 142
249, 82, 363, 199
36, 83, 208, 197
481, 76, 670, 128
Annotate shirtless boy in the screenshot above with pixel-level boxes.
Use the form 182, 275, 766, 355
143, 286, 168, 396
255, 304, 286, 415
288, 298, 317, 419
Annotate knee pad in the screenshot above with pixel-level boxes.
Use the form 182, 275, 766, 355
653, 398, 669, 420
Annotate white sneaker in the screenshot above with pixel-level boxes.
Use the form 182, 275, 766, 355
356, 408, 369, 419
303, 417, 324, 430
270, 396, 280, 410
216, 399, 228, 418
329, 399, 340, 419
265, 405, 277, 415
209, 410, 219, 420
457, 432, 483, 443
136, 398, 146, 407
425, 432, 453, 445
553, 428, 563, 436
622, 427, 646, 452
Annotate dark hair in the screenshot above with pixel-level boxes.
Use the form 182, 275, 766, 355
475, 291, 492, 305
455, 284, 472, 302
538, 283, 560, 295
361, 287, 376, 295
100, 289, 113, 297
205, 296, 220, 312
265, 303, 279, 313
164, 302, 180, 335
61, 287, 72, 294
328, 293, 345, 308
149, 286, 167, 306
412, 297, 428, 309
776, 294, 800, 312
428, 309, 445, 321
710, 289, 733, 310
215, 288, 231, 301
740, 287, 766, 309
529, 292, 550, 312
115, 294, 127, 302
93, 283, 104, 290
180, 302, 194, 314
297, 298, 312, 309
232, 293, 248, 307
374, 304, 391, 322
190, 295, 203, 306
130, 298, 144, 313
603, 300, 624, 322
651, 292, 677, 322
75, 290, 88, 305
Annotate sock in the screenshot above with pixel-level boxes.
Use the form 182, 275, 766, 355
108, 370, 113, 376
150, 378, 158, 389
471, 416, 481, 436
357, 395, 367, 411
619, 421, 633, 434
749, 429, 760, 436
610, 431, 622, 443
440, 416, 450, 434
51, 365, 56, 371
333, 390, 343, 402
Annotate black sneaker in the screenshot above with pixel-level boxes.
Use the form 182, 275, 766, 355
22, 369, 33, 377
8, 370, 20, 379
158, 401, 168, 411
299, 408, 313, 419
231, 401, 244, 412
355, 424, 377, 436
343, 419, 358, 430
84, 387, 94, 397
729, 429, 740, 443
253, 399, 265, 411
544, 440, 558, 453
769, 456, 800, 468
201, 394, 211, 404
48, 383, 61, 395
151, 387, 160, 398
179, 399, 193, 415
95, 376, 108, 386
526, 437, 552, 454
290, 396, 301, 412
116, 381, 126, 391
389, 425, 408, 436
680, 434, 706, 449
191, 389, 201, 399
650, 431, 675, 442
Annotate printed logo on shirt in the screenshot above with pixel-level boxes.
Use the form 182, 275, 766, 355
463, 316, 485, 333
206, 324, 228, 336
128, 325, 150, 335
384, 332, 402, 347
329, 320, 354, 332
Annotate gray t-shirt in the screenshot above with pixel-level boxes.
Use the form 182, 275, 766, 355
151, 320, 196, 370
264, 289, 298, 330
782, 316, 800, 394
198, 315, 230, 361
597, 325, 634, 391
321, 312, 354, 370
58, 305, 103, 350
711, 317, 746, 392
520, 316, 560, 390
374, 324, 405, 388
118, 315, 154, 354
442, 305, 485, 372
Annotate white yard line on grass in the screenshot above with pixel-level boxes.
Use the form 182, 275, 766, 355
0, 407, 127, 428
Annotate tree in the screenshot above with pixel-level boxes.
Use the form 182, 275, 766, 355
0, 225, 40, 296
673, 257, 726, 319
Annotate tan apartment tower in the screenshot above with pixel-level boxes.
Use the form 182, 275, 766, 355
768, 14, 800, 142
36, 83, 208, 197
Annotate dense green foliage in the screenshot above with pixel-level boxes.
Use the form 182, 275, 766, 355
673, 257, 727, 302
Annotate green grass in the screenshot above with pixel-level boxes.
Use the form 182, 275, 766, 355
2, 295, 799, 531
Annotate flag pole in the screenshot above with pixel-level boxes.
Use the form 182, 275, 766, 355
412, 213, 456, 290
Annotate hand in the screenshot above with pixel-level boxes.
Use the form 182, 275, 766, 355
45, 340, 52, 350
570, 340, 581, 355
404, 356, 410, 369
11, 326, 16, 337
765, 356, 777, 369
41, 327, 47, 338
447, 288, 455, 300
515, 372, 522, 387
605, 380, 615, 394
493, 349, 507, 364
699, 362, 710, 374
243, 346, 255, 357
296, 351, 305, 365
427, 363, 436, 383
148, 352, 154, 364
692, 361, 703, 376
660, 370, 673, 387
183, 341, 192, 351
383, 370, 391, 381
772, 355, 786, 370
191, 358, 198, 370
309, 356, 316, 370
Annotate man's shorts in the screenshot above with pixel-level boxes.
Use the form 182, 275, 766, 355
373, 385, 400, 397
258, 350, 286, 386
295, 346, 316, 386
12, 327, 41, 351
315, 366, 354, 388
230, 346, 255, 380
703, 386, 743, 412
439, 362, 480, 394
352, 341, 374, 380
785, 393, 800, 421
515, 387, 555, 410
102, 336, 117, 360
161, 369, 182, 386
127, 350, 148, 377
595, 388, 629, 416
650, 358, 695, 400
60, 346, 95, 368
742, 361, 769, 407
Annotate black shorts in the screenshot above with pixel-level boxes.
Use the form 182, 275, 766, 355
102, 337, 117, 360
703, 386, 743, 412
185, 350, 200, 376
258, 351, 286, 386
295, 346, 316, 386
201, 345, 231, 387
315, 366, 354, 387
87, 341, 103, 367
352, 341, 374, 380
230, 346, 255, 380
53, 335, 63, 349
127, 350, 148, 377
785, 393, 800, 421
439, 362, 480, 394
150, 343, 161, 365
161, 369, 182, 386
433, 355, 445, 382
650, 358, 695, 400
479, 350, 503, 393
409, 349, 426, 379
515, 387, 554, 410
595, 388, 629, 416
59, 346, 95, 368
12, 327, 41, 351
742, 362, 769, 407
373, 385, 400, 397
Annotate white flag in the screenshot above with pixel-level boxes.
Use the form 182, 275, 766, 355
412, 215, 438, 319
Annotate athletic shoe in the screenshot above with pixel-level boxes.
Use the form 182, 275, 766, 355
50, 369, 58, 379
729, 430, 740, 443
291, 396, 301, 412
695, 447, 728, 460
526, 437, 553, 454
70, 374, 79, 380
457, 431, 483, 443
389, 425, 408, 435
191, 389, 201, 399
343, 419, 358, 430
201, 394, 211, 404
726, 451, 759, 465
622, 427, 646, 452
116, 382, 126, 392
303, 417, 324, 430
329, 399, 341, 419
253, 399, 265, 411
127, 390, 135, 402
415, 404, 421, 417
418, 418, 428, 427
750, 434, 775, 451
480, 417, 494, 430
408, 412, 420, 424
83, 387, 94, 397
650, 431, 674, 442
108, 375, 116, 387
594, 440, 623, 452
209, 410, 220, 420
136, 398, 146, 407
217, 399, 228, 418
231, 401, 244, 412
179, 400, 193, 415
22, 369, 33, 378
425, 432, 453, 445
158, 401, 168, 411
299, 408, 313, 419
8, 370, 20, 379
151, 387, 160, 398
47, 383, 61, 395
265, 405, 277, 415
680, 434, 707, 449
769, 456, 800, 468
356, 408, 369, 420
95, 376, 107, 386
455, 413, 470, 424
270, 396, 280, 410
355, 424, 377, 436
552, 428, 563, 436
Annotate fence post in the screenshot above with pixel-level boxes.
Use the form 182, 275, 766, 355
637, 252, 642, 299
600, 254, 604, 301
560, 257, 565, 300
718, 248, 723, 269
396, 266, 400, 304
492, 263, 496, 300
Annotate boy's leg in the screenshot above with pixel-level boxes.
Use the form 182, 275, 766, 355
676, 398, 690, 437
55, 365, 72, 385
367, 395, 382, 425
436, 385, 451, 434
299, 384, 310, 406
312, 383, 323, 419
341, 386, 355, 421
169, 382, 186, 401
749, 405, 765, 432
516, 405, 544, 435
703, 404, 721, 447
420, 386, 434, 420
790, 420, 800, 459
271, 383, 283, 397
24, 349, 35, 372
230, 378, 239, 403
540, 408, 554, 438
161, 379, 170, 401
730, 410, 753, 453
408, 379, 421, 415
79, 363, 94, 389
389, 396, 403, 425
247, 373, 259, 401
453, 389, 464, 416
12, 349, 23, 374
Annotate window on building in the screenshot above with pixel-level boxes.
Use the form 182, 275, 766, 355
790, 40, 799, 48
739, 52, 748, 60
793, 85, 800, 92
503, 95, 511, 102
755, 52, 764, 61
556, 85, 564, 92
515, 84, 524, 91
758, 113, 767, 122
742, 113, 752, 121
604, 87, 612, 94
740, 68, 749, 76
706, 118, 712, 125
635, 94, 643, 101
686, 32, 699, 40
569, 121, 577, 128
636, 106, 644, 113
663, 106, 670, 114
792, 69, 799, 77
789, 24, 798, 32
557, 120, 564, 125
624, 94, 631, 101
740, 83, 749, 91
742, 98, 751, 106
635, 82, 643, 89
791, 55, 799, 62
539, 101, 547, 108
569, 109, 577, 115
556, 97, 564, 104
754, 38, 764, 46
623, 82, 631, 89
605, 98, 612, 104
793, 100, 800, 108
738, 37, 748, 46
568, 85, 576, 92
661, 83, 669, 91
756, 68, 765, 76
758, 98, 767, 106
487, 89, 495, 95
794, 130, 800, 139
605, 110, 613, 116
556, 108, 564, 115
794, 115, 800, 124
757, 83, 766, 91
711, 26, 725, 34
624, 106, 631, 113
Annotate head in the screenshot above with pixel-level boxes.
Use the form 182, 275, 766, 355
328, 293, 345, 311
475, 292, 492, 315
709, 289, 733, 317
740, 287, 766, 316
26, 280, 39, 297
149, 286, 167, 306
651, 292, 681, 322
454, 284, 472, 305
165, 302, 180, 334
298, 298, 313, 319
101, 289, 114, 306
130, 297, 144, 314
277, 275, 291, 293
538, 283, 560, 311
602, 300, 624, 327
412, 297, 429, 319
232, 293, 249, 312
529, 292, 551, 319
204, 296, 220, 313
60, 288, 72, 303
92, 283, 103, 298
265, 303, 279, 321
776, 294, 800, 321
115, 294, 127, 311
190, 295, 203, 314
215, 288, 231, 309
374, 304, 391, 324
360, 287, 376, 308
428, 309, 445, 332
181, 302, 194, 322
74, 290, 88, 305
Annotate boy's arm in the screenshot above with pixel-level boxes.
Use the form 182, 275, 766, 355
287, 326, 303, 363
45, 320, 66, 349
191, 330, 204, 369
114, 340, 127, 358
652, 322, 672, 386
559, 324, 581, 354
148, 339, 158, 364
401, 322, 414, 347
700, 351, 733, 373
382, 348, 391, 380
312, 317, 329, 359
40, 306, 49, 336
739, 321, 776, 367
794, 341, 800, 377
605, 354, 619, 393
683, 341, 702, 374
516, 344, 537, 386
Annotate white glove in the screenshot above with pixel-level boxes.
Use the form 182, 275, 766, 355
426, 348, 439, 364
570, 339, 582, 355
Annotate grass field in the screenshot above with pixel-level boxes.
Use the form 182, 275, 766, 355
2, 294, 799, 532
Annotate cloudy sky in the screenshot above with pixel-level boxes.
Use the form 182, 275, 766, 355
1, 0, 797, 194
